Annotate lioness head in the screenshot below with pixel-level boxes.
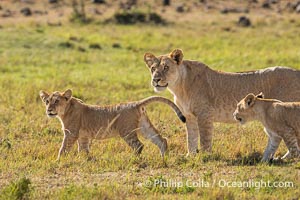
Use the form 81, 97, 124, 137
233, 92, 264, 124
39, 89, 73, 118
144, 49, 183, 92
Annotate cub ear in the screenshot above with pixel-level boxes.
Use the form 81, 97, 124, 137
144, 53, 159, 68
245, 93, 256, 107
63, 89, 72, 101
256, 92, 264, 99
169, 49, 183, 65
39, 90, 49, 103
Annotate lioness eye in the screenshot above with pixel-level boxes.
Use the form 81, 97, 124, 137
45, 100, 49, 105
55, 99, 59, 104
164, 66, 169, 71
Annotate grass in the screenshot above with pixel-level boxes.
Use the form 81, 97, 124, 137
0, 10, 300, 199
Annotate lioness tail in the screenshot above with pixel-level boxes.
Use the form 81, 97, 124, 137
138, 96, 186, 123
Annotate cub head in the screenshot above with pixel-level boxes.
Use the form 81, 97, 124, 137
39, 89, 73, 118
143, 49, 183, 92
233, 92, 264, 124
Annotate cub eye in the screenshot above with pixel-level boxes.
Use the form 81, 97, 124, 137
45, 100, 49, 105
151, 67, 155, 73
164, 65, 169, 71
55, 99, 59, 104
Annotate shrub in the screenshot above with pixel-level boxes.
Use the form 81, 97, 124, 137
113, 10, 165, 25
70, 0, 92, 24
0, 177, 32, 200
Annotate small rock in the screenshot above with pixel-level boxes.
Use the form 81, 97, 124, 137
249, 0, 258, 3
220, 8, 249, 14
91, 0, 105, 3
205, 5, 214, 10
112, 43, 121, 48
149, 12, 165, 24
163, 0, 170, 6
262, 1, 270, 9
89, 43, 102, 49
2, 10, 12, 17
21, 0, 34, 3
269, 0, 278, 4
58, 42, 74, 48
222, 27, 231, 32
34, 10, 45, 15
23, 44, 31, 49
138, 162, 147, 169
78, 46, 86, 52
238, 16, 251, 27
176, 5, 185, 13
220, 8, 230, 14
47, 21, 62, 26
20, 7, 32, 16
69, 36, 80, 42
91, 8, 102, 15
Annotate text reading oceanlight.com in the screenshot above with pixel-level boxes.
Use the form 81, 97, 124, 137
144, 179, 295, 190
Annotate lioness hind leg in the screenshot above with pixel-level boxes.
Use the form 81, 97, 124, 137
139, 114, 168, 157
78, 137, 90, 154
281, 130, 300, 159
122, 131, 144, 155
198, 119, 213, 152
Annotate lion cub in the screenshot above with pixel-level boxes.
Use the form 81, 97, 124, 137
40, 89, 186, 160
233, 92, 300, 162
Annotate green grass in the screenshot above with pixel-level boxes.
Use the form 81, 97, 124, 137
0, 13, 300, 199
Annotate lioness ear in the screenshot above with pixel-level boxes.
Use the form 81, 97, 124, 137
63, 89, 72, 101
144, 53, 159, 68
256, 92, 264, 99
245, 93, 256, 107
39, 90, 49, 103
169, 49, 183, 65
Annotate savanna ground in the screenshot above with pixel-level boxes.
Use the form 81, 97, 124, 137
0, 0, 300, 199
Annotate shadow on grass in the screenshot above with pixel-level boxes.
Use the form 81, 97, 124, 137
225, 151, 289, 166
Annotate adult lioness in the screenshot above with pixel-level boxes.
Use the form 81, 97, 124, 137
234, 93, 300, 161
40, 89, 185, 160
144, 49, 300, 155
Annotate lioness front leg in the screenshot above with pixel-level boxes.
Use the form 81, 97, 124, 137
186, 116, 199, 156
261, 136, 282, 162
261, 128, 282, 162
57, 135, 78, 161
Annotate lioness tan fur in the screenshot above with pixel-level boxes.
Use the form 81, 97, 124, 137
144, 49, 300, 155
234, 93, 300, 161
39, 89, 186, 160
